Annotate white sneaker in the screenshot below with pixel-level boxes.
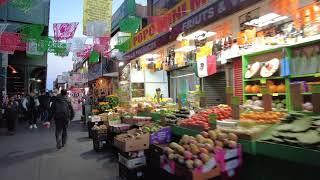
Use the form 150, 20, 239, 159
29, 125, 33, 129
33, 124, 38, 129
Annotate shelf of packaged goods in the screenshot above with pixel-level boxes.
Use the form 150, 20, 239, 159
244, 93, 286, 96
255, 140, 320, 167
243, 77, 285, 82
290, 73, 320, 78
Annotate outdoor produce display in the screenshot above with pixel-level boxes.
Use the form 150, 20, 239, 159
162, 129, 239, 171
178, 105, 232, 131
240, 111, 286, 124
260, 112, 320, 150
164, 108, 190, 125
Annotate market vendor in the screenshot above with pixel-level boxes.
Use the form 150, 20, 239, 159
154, 88, 163, 103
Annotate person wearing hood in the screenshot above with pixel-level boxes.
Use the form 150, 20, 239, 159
47, 89, 75, 149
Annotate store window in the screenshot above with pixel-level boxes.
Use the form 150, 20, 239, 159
169, 66, 200, 104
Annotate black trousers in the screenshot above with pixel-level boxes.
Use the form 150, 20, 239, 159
28, 110, 37, 125
55, 119, 69, 146
7, 113, 17, 132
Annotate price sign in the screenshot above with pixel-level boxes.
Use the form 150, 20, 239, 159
260, 78, 267, 84
231, 96, 240, 105
209, 114, 217, 129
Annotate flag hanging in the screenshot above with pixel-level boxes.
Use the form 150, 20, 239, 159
148, 15, 170, 34
89, 51, 100, 63
86, 21, 108, 37
195, 55, 217, 78
53, 22, 78, 41
68, 37, 87, 53
27, 39, 44, 56
119, 16, 141, 33
0, 32, 22, 53
76, 44, 93, 59
20, 24, 44, 41
83, 0, 112, 35
37, 37, 53, 52
93, 36, 110, 53
0, 0, 8, 6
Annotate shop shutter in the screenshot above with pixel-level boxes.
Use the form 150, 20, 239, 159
203, 72, 226, 106
233, 58, 243, 102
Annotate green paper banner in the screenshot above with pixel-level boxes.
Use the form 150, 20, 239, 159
115, 36, 132, 52
119, 16, 141, 33
20, 24, 45, 41
89, 51, 100, 63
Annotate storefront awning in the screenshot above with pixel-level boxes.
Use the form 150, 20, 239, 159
123, 0, 262, 61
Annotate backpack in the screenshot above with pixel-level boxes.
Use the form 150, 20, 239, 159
53, 98, 71, 120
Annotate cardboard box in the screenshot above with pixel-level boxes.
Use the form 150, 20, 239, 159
118, 153, 147, 169
114, 129, 150, 152
160, 155, 220, 180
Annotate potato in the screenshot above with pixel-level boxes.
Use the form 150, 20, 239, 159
184, 151, 193, 160
196, 135, 205, 143
185, 160, 194, 169
197, 143, 205, 148
204, 143, 214, 152
215, 140, 223, 148
194, 159, 203, 168
204, 138, 214, 145
164, 147, 174, 155
190, 144, 200, 154
199, 148, 209, 154
200, 153, 210, 163
201, 131, 209, 138
208, 130, 217, 140
168, 153, 175, 160
218, 133, 228, 141
228, 133, 238, 142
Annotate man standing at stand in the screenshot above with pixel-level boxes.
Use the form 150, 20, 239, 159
47, 89, 74, 149
23, 92, 40, 129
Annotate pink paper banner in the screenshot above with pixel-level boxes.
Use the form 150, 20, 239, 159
93, 36, 110, 53
76, 44, 93, 59
0, 0, 7, 6
0, 32, 23, 53
53, 22, 79, 41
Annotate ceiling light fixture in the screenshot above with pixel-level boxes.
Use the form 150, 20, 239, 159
175, 46, 197, 52
177, 31, 216, 41
245, 13, 288, 28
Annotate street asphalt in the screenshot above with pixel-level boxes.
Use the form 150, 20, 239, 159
0, 120, 119, 180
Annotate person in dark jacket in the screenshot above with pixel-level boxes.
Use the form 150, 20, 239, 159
48, 89, 75, 149
38, 92, 51, 122
5, 96, 19, 135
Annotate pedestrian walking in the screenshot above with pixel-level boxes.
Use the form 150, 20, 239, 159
38, 92, 51, 122
5, 96, 19, 135
47, 89, 74, 149
22, 92, 40, 129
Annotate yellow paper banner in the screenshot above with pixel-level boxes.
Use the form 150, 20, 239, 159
83, 0, 112, 35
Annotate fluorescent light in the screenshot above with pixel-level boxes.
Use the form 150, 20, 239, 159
245, 13, 288, 28
178, 31, 216, 41
140, 54, 160, 59
119, 62, 124, 67
175, 46, 196, 52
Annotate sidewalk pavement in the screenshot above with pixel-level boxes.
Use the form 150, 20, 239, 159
0, 121, 119, 180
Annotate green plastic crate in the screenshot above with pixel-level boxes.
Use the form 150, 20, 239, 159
256, 140, 320, 166
171, 125, 200, 137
